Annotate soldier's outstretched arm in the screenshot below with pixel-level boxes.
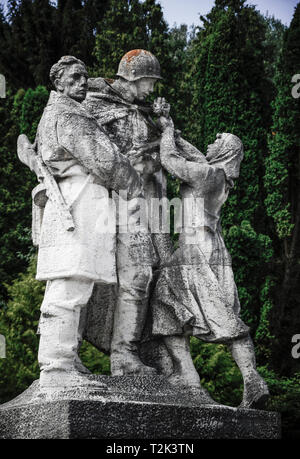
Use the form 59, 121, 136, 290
56, 113, 143, 199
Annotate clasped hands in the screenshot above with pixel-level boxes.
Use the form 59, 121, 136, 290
153, 97, 174, 132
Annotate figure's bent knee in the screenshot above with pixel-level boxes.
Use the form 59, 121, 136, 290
40, 277, 94, 313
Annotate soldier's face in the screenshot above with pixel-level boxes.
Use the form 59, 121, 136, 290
56, 64, 88, 102
135, 78, 157, 101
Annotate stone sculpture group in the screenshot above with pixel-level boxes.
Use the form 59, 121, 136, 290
17, 51, 269, 409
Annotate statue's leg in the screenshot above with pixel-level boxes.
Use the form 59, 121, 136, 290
38, 277, 96, 388
110, 265, 157, 376
76, 304, 91, 374
228, 336, 269, 408
163, 335, 217, 404
163, 335, 200, 386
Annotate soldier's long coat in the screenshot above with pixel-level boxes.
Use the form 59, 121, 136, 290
36, 91, 141, 284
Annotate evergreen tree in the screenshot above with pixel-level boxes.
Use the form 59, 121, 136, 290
264, 3, 300, 374
93, 0, 169, 80
163, 24, 193, 131
0, 3, 12, 80
2, 0, 109, 89
0, 86, 48, 302
262, 14, 286, 83
0, 257, 42, 402
56, 0, 109, 69
5, 0, 57, 88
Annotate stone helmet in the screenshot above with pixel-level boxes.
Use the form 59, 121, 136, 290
116, 49, 162, 82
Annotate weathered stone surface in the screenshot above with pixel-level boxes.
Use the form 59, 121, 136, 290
10, 52, 278, 438
0, 376, 280, 439
153, 123, 270, 406
17, 55, 150, 390
84, 53, 174, 377
117, 49, 162, 82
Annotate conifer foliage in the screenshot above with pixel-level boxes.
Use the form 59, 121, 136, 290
264, 4, 300, 373
0, 0, 109, 88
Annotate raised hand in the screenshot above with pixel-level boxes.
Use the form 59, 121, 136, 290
153, 97, 171, 117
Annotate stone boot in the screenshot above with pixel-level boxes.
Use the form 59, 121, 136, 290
239, 373, 270, 409
38, 305, 92, 388
229, 336, 269, 409
110, 299, 157, 376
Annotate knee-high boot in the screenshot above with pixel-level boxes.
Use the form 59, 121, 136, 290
228, 336, 269, 408
110, 275, 157, 376
38, 305, 95, 388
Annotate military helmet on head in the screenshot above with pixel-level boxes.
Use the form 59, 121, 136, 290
117, 49, 162, 82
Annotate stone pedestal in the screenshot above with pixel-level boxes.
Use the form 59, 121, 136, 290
0, 376, 281, 439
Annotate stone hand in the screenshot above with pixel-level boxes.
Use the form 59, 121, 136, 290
153, 97, 170, 117
17, 134, 40, 177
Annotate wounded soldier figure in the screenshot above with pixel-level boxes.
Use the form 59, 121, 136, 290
84, 50, 174, 376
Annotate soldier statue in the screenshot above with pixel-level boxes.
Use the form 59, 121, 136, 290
17, 52, 269, 410
84, 50, 174, 376
18, 56, 144, 388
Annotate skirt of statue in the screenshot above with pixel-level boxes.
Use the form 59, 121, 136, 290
150, 233, 249, 343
